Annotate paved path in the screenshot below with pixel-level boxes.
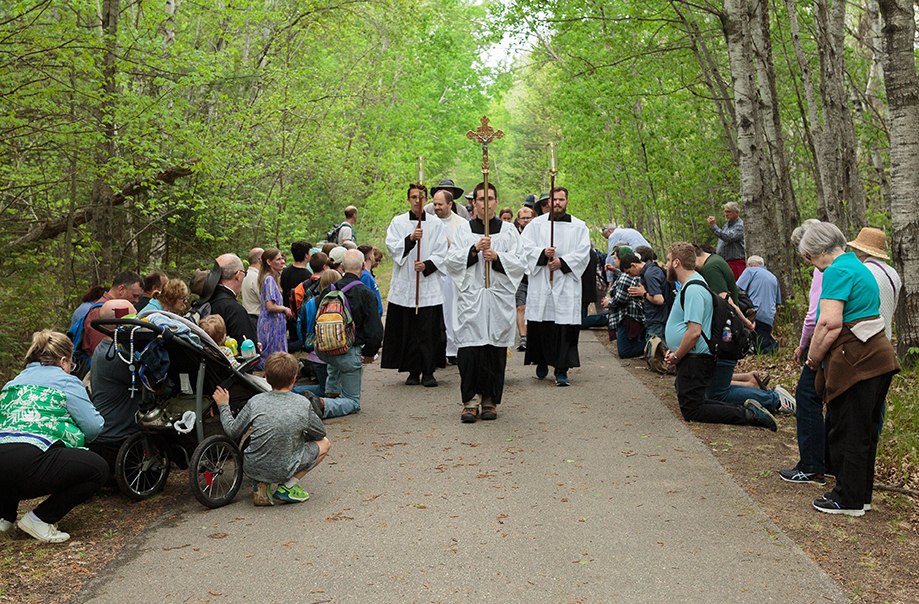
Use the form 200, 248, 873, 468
77, 336, 846, 603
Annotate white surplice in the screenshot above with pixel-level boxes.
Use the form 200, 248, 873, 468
385, 211, 449, 308
440, 212, 467, 356
521, 213, 591, 325
445, 218, 527, 348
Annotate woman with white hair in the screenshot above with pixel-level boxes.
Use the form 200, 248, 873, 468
796, 222, 899, 516
779, 219, 828, 487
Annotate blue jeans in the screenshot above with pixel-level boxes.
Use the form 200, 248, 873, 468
707, 358, 780, 412
616, 324, 646, 358
317, 347, 363, 418
752, 321, 778, 354
581, 302, 607, 329
646, 322, 665, 339
794, 364, 825, 474
292, 363, 328, 398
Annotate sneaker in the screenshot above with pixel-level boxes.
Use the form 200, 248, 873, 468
253, 481, 274, 506
744, 399, 777, 432
422, 374, 438, 387
274, 484, 310, 503
535, 364, 549, 379
555, 369, 569, 387
517, 336, 527, 352
0, 519, 14, 533
480, 406, 498, 420
812, 495, 864, 517
405, 374, 421, 386
460, 407, 478, 423
17, 514, 70, 543
779, 469, 826, 485
773, 385, 796, 416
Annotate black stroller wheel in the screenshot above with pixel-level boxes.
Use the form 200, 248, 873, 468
189, 435, 244, 508
116, 432, 171, 501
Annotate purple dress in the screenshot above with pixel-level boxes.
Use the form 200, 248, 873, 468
258, 276, 288, 364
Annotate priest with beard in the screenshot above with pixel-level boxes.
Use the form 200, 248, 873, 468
445, 183, 526, 423
431, 187, 467, 364
521, 186, 591, 386
382, 183, 449, 387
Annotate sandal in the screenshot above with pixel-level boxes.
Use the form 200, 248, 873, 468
753, 371, 772, 390
461, 407, 479, 423
480, 406, 497, 421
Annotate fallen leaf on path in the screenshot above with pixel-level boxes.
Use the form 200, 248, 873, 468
209, 533, 227, 539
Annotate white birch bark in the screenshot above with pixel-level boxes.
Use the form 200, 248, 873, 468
878, 0, 919, 357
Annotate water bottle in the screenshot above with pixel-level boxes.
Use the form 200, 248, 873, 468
224, 337, 238, 356
240, 338, 256, 359
722, 319, 733, 343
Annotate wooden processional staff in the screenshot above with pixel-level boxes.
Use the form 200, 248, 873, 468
465, 116, 504, 288
415, 156, 425, 314
547, 142, 558, 287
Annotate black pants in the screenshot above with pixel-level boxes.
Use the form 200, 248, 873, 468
457, 345, 507, 405
87, 439, 127, 483
675, 355, 748, 425
0, 442, 109, 524
826, 373, 893, 508
524, 321, 580, 370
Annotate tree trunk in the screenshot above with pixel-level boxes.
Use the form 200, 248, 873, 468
750, 0, 796, 299
721, 0, 770, 273
815, 0, 867, 233
92, 0, 120, 282
784, 0, 827, 214
878, 0, 919, 361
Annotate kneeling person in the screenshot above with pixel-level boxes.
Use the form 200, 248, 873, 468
445, 183, 526, 423
214, 352, 331, 506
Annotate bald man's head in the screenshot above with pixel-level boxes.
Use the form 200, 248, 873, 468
99, 299, 137, 333
216, 253, 245, 294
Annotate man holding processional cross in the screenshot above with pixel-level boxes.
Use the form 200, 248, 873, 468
444, 116, 526, 423
522, 186, 591, 386
381, 182, 449, 387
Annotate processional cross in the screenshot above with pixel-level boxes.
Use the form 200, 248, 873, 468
465, 115, 504, 288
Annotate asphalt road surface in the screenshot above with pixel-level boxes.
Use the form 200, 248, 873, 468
77, 336, 846, 603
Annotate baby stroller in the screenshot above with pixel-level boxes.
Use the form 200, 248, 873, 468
91, 310, 269, 508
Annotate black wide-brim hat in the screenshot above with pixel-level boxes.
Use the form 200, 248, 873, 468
430, 178, 464, 200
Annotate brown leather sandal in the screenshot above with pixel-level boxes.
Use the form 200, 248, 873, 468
461, 407, 479, 423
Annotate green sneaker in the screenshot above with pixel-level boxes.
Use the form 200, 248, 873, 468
274, 484, 309, 503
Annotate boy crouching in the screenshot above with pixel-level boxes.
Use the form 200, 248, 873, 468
213, 352, 331, 505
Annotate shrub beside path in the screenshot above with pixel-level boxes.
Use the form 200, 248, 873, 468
77, 337, 846, 603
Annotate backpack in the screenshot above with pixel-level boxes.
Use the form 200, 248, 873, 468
314, 281, 362, 355
325, 221, 348, 243
67, 301, 104, 379
644, 335, 675, 375
296, 279, 325, 348
679, 280, 749, 360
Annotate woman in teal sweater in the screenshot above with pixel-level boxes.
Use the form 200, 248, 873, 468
0, 330, 107, 543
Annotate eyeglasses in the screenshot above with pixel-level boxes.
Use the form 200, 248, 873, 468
539, 201, 549, 206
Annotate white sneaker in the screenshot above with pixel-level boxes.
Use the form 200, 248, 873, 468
17, 513, 70, 543
0, 518, 14, 533
774, 385, 796, 416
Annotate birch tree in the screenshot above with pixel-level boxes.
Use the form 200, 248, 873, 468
878, 0, 919, 358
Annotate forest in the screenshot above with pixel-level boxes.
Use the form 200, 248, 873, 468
2, 0, 919, 376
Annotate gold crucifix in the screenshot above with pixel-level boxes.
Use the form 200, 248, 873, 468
466, 115, 504, 287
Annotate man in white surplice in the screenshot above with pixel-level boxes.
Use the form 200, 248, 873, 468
432, 188, 467, 363
381, 183, 449, 387
521, 186, 591, 386
445, 183, 526, 423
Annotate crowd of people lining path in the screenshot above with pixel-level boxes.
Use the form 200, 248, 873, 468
0, 177, 905, 544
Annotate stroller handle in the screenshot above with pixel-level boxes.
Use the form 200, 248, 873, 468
90, 318, 165, 339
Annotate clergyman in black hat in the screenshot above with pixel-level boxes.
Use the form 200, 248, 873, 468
425, 179, 470, 220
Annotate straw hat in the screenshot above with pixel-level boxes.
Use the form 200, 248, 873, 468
847, 227, 889, 260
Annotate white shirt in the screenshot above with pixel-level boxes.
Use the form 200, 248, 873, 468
522, 213, 591, 325
385, 211, 449, 308
240, 266, 261, 316
862, 256, 902, 341
445, 219, 526, 348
